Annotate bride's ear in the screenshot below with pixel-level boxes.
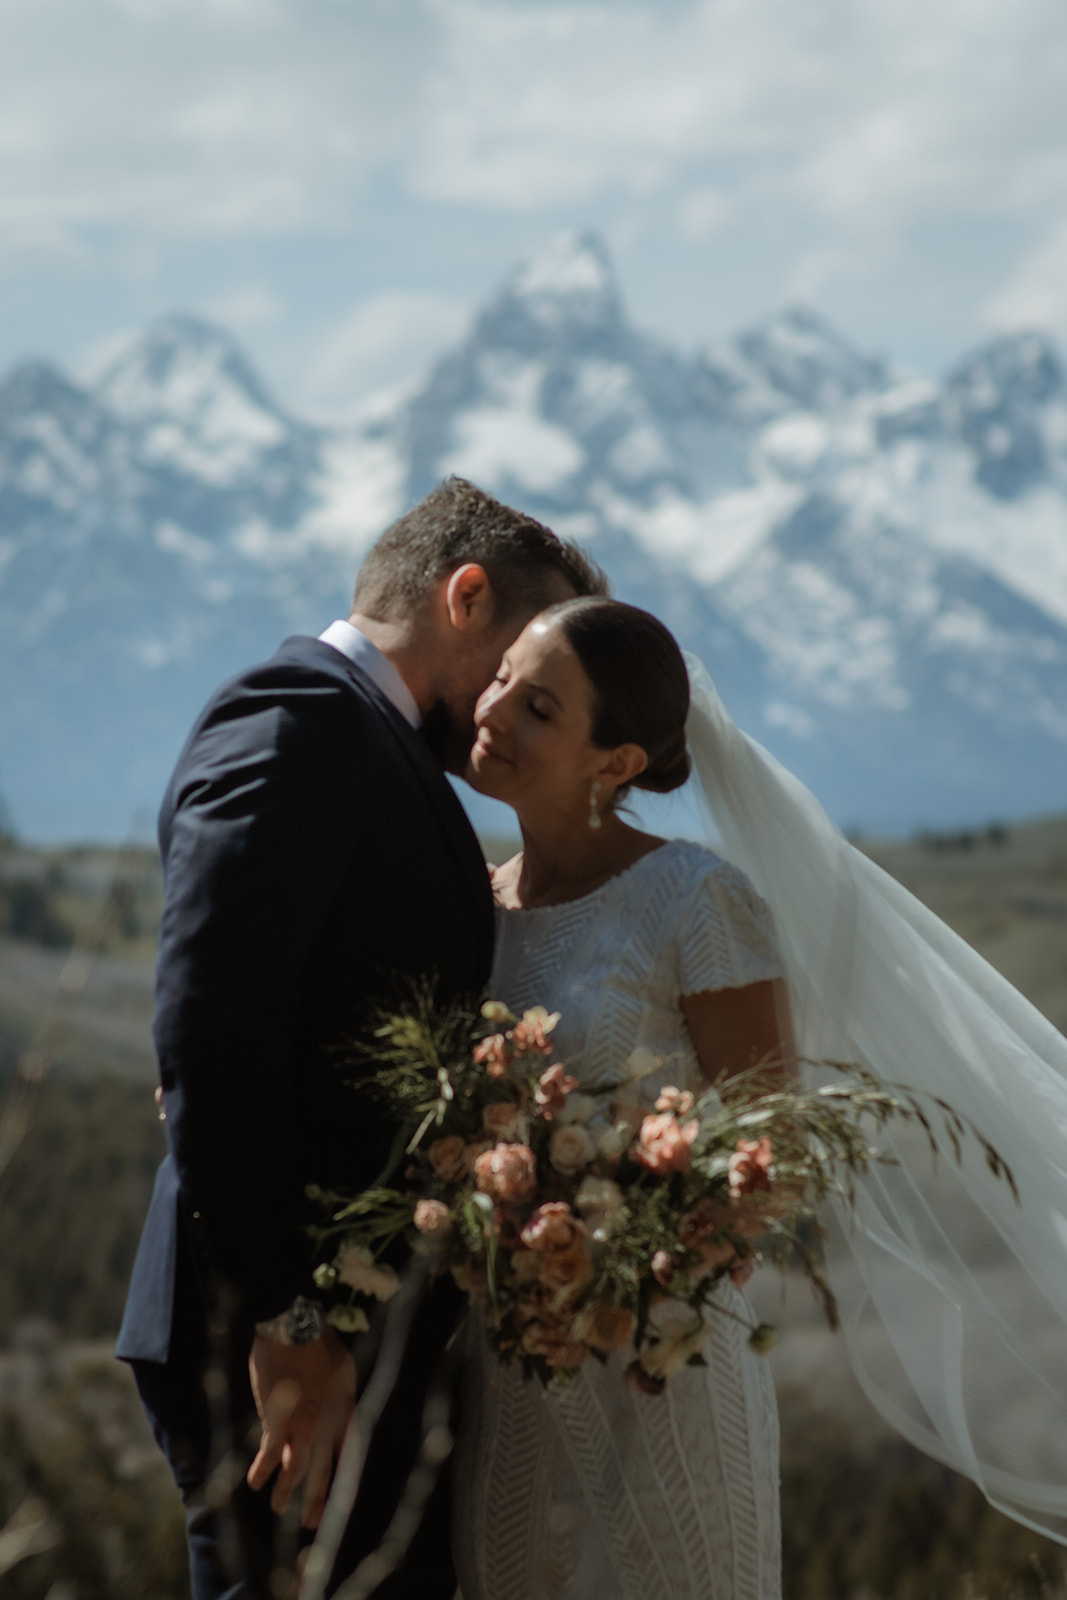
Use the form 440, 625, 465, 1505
597, 743, 647, 793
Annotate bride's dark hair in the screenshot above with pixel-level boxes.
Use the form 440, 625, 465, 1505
544, 597, 691, 795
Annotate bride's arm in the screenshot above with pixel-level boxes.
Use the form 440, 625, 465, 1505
681, 977, 798, 1093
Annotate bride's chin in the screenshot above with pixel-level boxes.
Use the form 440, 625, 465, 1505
464, 755, 504, 798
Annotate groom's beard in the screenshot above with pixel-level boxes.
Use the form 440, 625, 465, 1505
421, 701, 476, 775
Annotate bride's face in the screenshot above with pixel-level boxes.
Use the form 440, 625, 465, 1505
466, 618, 607, 818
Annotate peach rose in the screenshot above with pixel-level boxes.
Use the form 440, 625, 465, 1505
509, 1006, 560, 1057
634, 1111, 698, 1175
728, 1137, 773, 1198
574, 1300, 634, 1353
655, 1085, 695, 1116
428, 1135, 469, 1184
520, 1203, 593, 1296
413, 1198, 451, 1235
482, 1100, 522, 1141
548, 1122, 595, 1176
516, 1286, 588, 1368
678, 1198, 741, 1271
473, 1142, 538, 1204
534, 1062, 579, 1120
473, 1034, 509, 1079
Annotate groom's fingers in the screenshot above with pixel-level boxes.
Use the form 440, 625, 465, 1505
300, 1431, 335, 1530
270, 1425, 313, 1516
246, 1376, 301, 1492
300, 1380, 356, 1529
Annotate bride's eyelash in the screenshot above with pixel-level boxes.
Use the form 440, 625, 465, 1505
528, 701, 549, 722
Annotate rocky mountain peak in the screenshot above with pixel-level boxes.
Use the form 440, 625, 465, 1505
97, 314, 290, 433
472, 231, 625, 356
944, 332, 1065, 500
734, 304, 889, 413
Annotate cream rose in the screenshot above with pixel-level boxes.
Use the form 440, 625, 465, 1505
335, 1244, 400, 1302
548, 1123, 595, 1175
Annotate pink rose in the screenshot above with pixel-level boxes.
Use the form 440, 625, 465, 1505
473, 1142, 538, 1204
634, 1111, 698, 1175
413, 1199, 451, 1235
473, 1034, 509, 1079
520, 1203, 593, 1296
534, 1062, 579, 1120
547, 1123, 595, 1176
728, 1137, 773, 1198
482, 1101, 522, 1141
428, 1135, 469, 1184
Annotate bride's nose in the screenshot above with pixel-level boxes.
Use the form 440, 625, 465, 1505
475, 680, 507, 728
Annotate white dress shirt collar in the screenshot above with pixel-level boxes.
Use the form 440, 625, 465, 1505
317, 619, 421, 729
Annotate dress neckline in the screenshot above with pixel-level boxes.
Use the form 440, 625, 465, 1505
495, 838, 683, 917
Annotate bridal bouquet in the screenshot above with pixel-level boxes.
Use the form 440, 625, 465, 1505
309, 997, 1014, 1392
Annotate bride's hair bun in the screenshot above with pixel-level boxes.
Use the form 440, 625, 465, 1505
635, 728, 691, 794
544, 597, 691, 800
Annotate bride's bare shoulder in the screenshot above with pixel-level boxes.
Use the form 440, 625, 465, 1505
489, 853, 523, 906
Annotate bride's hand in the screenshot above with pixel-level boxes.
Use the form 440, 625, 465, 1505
246, 1327, 356, 1529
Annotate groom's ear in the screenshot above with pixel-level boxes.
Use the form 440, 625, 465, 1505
443, 563, 495, 634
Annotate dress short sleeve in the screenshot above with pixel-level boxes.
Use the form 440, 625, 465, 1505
677, 853, 784, 996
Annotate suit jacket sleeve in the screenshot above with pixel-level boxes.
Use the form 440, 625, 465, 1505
154, 673, 366, 1322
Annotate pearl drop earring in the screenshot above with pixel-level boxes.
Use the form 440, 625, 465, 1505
588, 780, 602, 831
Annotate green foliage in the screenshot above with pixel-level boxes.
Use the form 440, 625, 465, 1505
0, 1071, 166, 1341
0, 1347, 187, 1600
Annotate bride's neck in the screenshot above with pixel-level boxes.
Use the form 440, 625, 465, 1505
507, 815, 659, 909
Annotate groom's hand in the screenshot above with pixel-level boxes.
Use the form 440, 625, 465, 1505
246, 1328, 356, 1529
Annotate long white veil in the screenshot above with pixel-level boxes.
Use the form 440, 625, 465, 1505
683, 654, 1067, 1543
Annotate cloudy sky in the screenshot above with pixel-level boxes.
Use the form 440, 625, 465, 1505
3, 0, 1067, 416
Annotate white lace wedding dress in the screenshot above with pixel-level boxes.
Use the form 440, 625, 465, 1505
452, 839, 785, 1600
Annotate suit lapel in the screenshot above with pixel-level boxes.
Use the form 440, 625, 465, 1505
274, 637, 492, 906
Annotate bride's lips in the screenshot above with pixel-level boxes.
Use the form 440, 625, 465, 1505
473, 732, 511, 765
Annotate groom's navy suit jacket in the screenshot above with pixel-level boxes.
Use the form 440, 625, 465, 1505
117, 634, 494, 1367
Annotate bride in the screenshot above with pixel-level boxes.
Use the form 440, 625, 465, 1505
449, 595, 1067, 1599
452, 596, 792, 1600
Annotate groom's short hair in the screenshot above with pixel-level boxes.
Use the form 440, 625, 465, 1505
353, 476, 607, 620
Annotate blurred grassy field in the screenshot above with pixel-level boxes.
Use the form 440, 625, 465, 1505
1, 816, 1066, 1595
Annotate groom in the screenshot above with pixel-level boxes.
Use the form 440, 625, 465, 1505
117, 476, 604, 1598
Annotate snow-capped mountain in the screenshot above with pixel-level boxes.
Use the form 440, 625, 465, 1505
3, 233, 1067, 839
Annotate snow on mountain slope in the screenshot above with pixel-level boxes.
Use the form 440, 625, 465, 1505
2, 232, 1067, 838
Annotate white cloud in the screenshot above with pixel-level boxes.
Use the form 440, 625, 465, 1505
0, 0, 1064, 262
678, 189, 731, 241
201, 286, 284, 330
984, 221, 1067, 341
302, 291, 471, 416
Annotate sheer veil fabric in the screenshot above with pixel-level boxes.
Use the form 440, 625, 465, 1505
682, 654, 1067, 1542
